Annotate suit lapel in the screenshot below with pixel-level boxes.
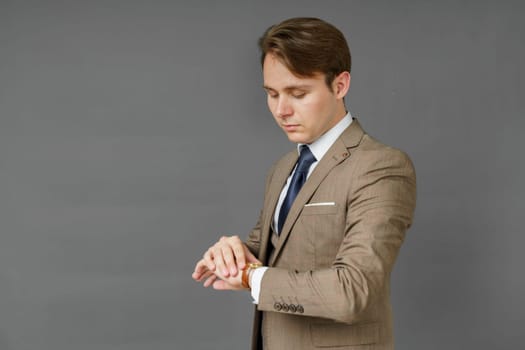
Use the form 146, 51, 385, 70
269, 119, 365, 266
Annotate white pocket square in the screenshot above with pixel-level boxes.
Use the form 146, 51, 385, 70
304, 202, 336, 207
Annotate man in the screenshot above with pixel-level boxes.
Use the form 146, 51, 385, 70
192, 17, 416, 350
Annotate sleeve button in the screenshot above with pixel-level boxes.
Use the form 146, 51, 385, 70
273, 302, 282, 311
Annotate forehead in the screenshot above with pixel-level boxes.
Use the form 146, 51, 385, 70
262, 54, 325, 89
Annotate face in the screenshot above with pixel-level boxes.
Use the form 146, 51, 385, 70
263, 54, 350, 144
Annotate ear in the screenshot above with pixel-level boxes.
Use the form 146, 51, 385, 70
333, 71, 351, 99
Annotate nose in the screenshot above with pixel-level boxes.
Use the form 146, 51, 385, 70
275, 96, 293, 119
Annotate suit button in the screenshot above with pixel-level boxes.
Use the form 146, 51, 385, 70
289, 304, 297, 313
273, 302, 282, 311
282, 303, 289, 312
297, 305, 304, 314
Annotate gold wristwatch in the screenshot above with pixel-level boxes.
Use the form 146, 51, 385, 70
242, 263, 263, 289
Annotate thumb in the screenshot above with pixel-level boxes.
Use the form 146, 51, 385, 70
243, 246, 262, 264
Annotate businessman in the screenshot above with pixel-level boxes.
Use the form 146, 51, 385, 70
192, 17, 416, 350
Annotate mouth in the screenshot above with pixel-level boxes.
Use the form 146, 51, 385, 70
282, 124, 299, 132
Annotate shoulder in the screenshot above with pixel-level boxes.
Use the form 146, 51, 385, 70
349, 135, 417, 204
356, 134, 414, 169
348, 133, 417, 192
344, 119, 412, 165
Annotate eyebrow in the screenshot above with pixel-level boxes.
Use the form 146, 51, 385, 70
263, 84, 312, 92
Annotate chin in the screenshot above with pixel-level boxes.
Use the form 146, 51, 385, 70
286, 134, 309, 144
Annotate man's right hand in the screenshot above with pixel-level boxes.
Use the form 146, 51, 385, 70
192, 235, 259, 288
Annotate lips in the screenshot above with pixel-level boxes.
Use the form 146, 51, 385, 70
282, 124, 299, 131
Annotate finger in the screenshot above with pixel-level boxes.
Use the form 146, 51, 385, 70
193, 269, 213, 282
192, 260, 209, 280
222, 244, 238, 277
203, 249, 216, 272
203, 274, 217, 288
212, 246, 230, 277
231, 240, 246, 271
192, 270, 202, 281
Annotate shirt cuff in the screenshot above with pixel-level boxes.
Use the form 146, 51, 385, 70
250, 266, 269, 304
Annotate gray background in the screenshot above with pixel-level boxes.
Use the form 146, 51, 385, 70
1, 0, 524, 349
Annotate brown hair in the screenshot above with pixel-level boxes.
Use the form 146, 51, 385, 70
258, 17, 351, 88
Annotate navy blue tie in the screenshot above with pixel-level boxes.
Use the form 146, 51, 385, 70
278, 145, 316, 234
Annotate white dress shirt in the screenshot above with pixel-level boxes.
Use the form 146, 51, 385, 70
250, 112, 353, 303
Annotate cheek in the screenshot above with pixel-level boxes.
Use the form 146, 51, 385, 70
297, 100, 320, 121
299, 94, 322, 111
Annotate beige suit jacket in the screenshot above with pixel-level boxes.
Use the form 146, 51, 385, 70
245, 119, 417, 350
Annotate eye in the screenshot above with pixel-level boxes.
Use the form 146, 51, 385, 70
292, 91, 306, 99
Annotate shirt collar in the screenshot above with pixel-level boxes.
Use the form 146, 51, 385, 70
297, 111, 352, 162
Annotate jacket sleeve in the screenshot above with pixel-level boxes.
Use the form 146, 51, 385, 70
256, 147, 417, 324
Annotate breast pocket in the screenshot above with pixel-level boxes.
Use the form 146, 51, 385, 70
302, 203, 339, 215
